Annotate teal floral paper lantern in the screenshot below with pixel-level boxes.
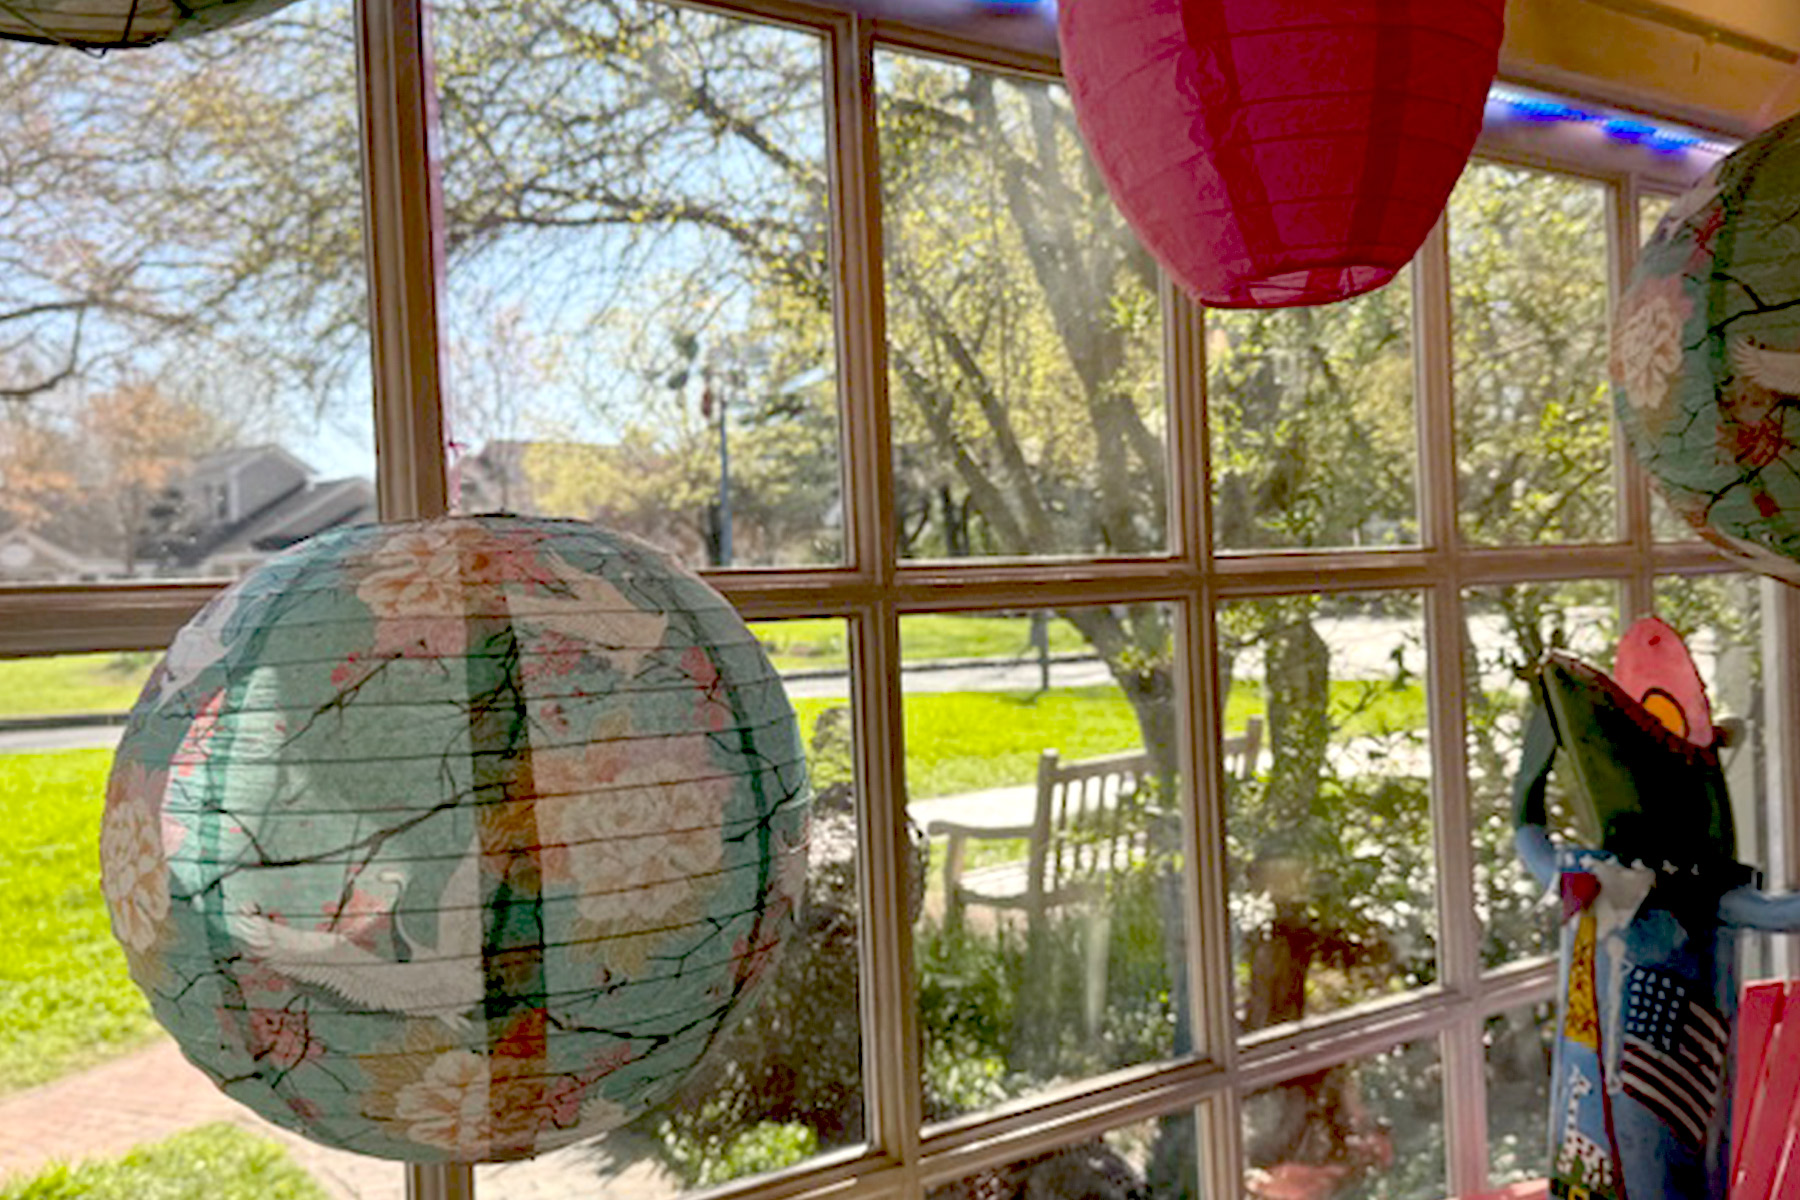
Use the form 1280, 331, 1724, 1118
1614, 112, 1800, 583
101, 516, 810, 1161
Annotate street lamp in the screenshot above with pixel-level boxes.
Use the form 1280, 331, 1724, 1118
701, 367, 733, 567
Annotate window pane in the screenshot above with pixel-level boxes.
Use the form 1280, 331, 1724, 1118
1452, 163, 1615, 545
0, 10, 373, 584
1655, 573, 1772, 975
877, 54, 1168, 561
0, 657, 146, 1094
1464, 581, 1619, 968
1209, 273, 1418, 551
1, 654, 409, 1197
436, 1, 843, 570
1487, 1001, 1553, 1187
928, 1115, 1199, 1198
1639, 192, 1674, 245
906, 607, 1186, 1115
475, 621, 865, 1193
1242, 1038, 1444, 1200
1639, 192, 1701, 544
1222, 594, 1436, 1024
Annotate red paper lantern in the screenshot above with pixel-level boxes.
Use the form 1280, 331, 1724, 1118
1058, 0, 1505, 309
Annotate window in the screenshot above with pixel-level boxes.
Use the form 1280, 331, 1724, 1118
1, 5, 1784, 1200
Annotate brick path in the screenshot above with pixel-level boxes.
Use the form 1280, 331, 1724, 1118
0, 1038, 677, 1199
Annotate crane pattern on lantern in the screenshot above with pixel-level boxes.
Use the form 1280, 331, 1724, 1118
101, 517, 811, 1161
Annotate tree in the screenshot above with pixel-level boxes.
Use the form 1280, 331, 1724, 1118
0, 6, 1752, 1194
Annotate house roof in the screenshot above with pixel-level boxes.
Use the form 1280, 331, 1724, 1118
202, 476, 376, 564
191, 443, 314, 482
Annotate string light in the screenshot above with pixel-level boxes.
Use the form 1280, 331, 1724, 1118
1487, 84, 1736, 157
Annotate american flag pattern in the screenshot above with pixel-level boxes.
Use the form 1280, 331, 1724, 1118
1618, 966, 1730, 1147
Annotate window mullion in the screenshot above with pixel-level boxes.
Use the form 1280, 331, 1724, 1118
832, 14, 922, 1179
356, 0, 450, 524
1611, 174, 1656, 616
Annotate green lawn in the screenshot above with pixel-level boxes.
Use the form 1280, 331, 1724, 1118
0, 655, 154, 719
752, 614, 1088, 674
794, 680, 1428, 800
0, 1123, 329, 1200
0, 749, 159, 1094
0, 663, 1427, 1098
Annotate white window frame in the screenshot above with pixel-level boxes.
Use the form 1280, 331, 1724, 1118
4, 3, 1793, 1199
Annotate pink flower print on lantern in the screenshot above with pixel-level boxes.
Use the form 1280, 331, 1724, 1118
1611, 273, 1694, 437
248, 1006, 324, 1069
731, 922, 784, 991
521, 631, 587, 684
170, 689, 223, 779
681, 645, 730, 731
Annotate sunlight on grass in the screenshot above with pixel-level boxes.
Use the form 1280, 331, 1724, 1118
0, 749, 158, 1094
0, 654, 154, 719
0, 1123, 329, 1200
796, 682, 1428, 801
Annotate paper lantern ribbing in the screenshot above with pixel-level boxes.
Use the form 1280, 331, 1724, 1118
101, 516, 810, 1161
1057, 0, 1505, 309
0, 0, 299, 49
1614, 112, 1800, 583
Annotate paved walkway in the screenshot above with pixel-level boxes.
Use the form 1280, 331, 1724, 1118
0, 1038, 677, 1199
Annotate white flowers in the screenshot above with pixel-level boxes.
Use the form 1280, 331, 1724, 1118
1611, 273, 1692, 426
394, 1050, 492, 1155
100, 762, 173, 952
537, 730, 729, 933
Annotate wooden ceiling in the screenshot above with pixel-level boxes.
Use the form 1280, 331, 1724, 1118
1501, 0, 1800, 137
841, 0, 1800, 138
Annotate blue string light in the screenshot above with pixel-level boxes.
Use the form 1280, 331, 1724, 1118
1488, 85, 1734, 156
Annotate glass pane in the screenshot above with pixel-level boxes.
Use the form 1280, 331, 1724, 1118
1464, 581, 1620, 968
1487, 1001, 1554, 1187
1452, 162, 1615, 545
471, 620, 863, 1194
928, 1115, 1199, 1199
1242, 1038, 1444, 1200
1222, 593, 1435, 1025
1655, 573, 1772, 975
907, 606, 1186, 1116
877, 53, 1168, 561
2, 654, 413, 1196
0, 8, 373, 584
1209, 273, 1418, 550
1639, 192, 1675, 245
0, 657, 147, 1096
435, 1, 843, 570
1640, 192, 1699, 543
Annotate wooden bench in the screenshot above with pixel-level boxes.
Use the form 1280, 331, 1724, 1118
928, 720, 1263, 1033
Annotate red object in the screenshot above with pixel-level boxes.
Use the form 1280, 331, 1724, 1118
1454, 1185, 1548, 1200
1057, 0, 1505, 309
1612, 614, 1714, 748
1733, 980, 1800, 1198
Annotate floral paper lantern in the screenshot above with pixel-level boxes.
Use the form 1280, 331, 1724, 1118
101, 515, 810, 1161
0, 0, 300, 49
1614, 113, 1800, 583
1057, 0, 1505, 308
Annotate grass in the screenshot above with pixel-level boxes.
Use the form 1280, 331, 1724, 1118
0, 655, 154, 719
0, 1123, 329, 1200
0, 749, 159, 1094
793, 680, 1429, 800
751, 615, 1088, 674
